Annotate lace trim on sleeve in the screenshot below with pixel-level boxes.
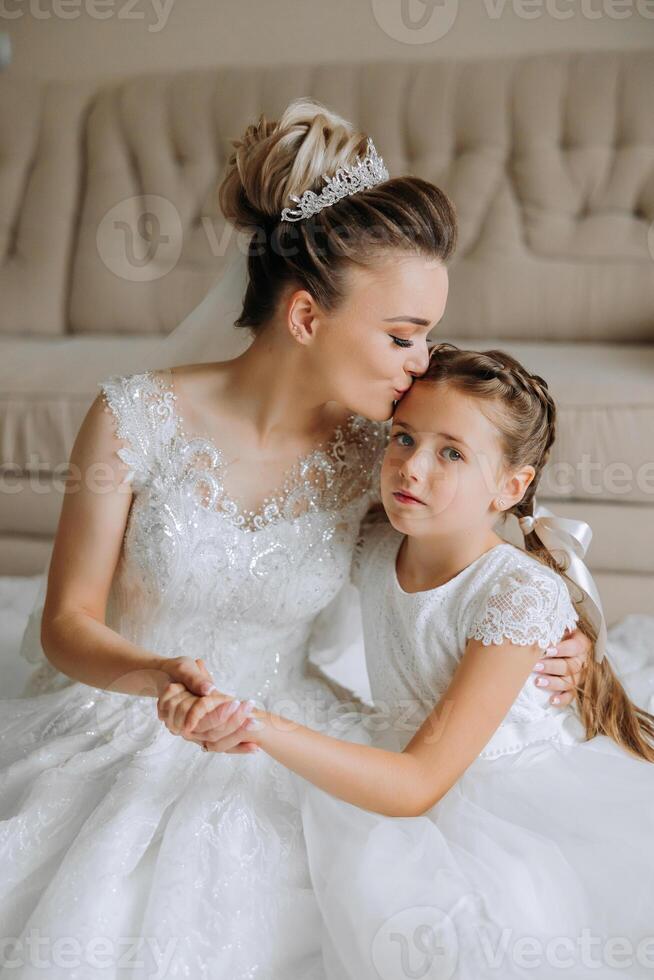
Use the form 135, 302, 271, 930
466, 563, 579, 651
98, 372, 158, 491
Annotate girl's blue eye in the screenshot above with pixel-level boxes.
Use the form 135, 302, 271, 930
392, 432, 414, 447
391, 335, 413, 348
442, 447, 462, 462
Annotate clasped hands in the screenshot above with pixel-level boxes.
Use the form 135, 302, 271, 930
156, 657, 260, 755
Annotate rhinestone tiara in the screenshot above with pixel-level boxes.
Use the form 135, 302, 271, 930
280, 136, 389, 222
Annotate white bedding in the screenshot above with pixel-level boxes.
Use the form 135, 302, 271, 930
0, 575, 45, 698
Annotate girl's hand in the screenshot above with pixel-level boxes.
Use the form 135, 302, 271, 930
185, 726, 260, 755
157, 683, 205, 735
531, 626, 591, 706
157, 686, 257, 753
182, 690, 255, 739
157, 656, 234, 732
184, 695, 261, 754
157, 680, 255, 744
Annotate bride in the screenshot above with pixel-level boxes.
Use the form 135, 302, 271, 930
1, 98, 590, 979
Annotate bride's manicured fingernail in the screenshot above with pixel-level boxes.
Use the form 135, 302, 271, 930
242, 699, 256, 712
245, 719, 264, 731
533, 662, 544, 672
545, 647, 557, 657
225, 700, 240, 717
535, 677, 549, 687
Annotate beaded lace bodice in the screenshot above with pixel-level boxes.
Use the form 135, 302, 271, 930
90, 368, 389, 703
352, 518, 582, 760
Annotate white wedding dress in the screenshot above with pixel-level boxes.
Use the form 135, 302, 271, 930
298, 518, 654, 980
0, 366, 389, 980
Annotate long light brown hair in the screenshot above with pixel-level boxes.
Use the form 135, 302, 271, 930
420, 343, 654, 763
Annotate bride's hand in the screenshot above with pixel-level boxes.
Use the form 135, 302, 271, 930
530, 625, 591, 706
158, 655, 218, 697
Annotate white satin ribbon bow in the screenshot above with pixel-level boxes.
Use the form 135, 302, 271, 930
517, 503, 608, 663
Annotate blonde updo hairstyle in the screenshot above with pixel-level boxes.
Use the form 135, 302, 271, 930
217, 97, 458, 331
419, 343, 654, 763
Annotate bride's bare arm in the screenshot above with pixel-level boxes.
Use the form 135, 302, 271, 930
40, 394, 214, 699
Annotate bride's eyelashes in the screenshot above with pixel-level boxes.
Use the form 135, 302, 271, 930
389, 325, 433, 349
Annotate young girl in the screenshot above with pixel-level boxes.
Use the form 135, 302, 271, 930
179, 343, 654, 979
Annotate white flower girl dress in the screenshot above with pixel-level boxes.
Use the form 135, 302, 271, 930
298, 516, 654, 980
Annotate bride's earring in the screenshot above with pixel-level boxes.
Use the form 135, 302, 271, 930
497, 498, 505, 510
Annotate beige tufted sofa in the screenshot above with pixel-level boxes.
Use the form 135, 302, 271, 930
1, 48, 653, 624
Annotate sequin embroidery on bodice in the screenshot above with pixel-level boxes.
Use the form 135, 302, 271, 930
154, 366, 379, 530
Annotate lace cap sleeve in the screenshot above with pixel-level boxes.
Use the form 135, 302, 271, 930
466, 557, 579, 651
98, 370, 165, 491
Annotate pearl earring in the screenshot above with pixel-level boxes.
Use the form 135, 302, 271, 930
497, 498, 505, 509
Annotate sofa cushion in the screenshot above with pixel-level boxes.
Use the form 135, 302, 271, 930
0, 336, 165, 472
0, 80, 95, 337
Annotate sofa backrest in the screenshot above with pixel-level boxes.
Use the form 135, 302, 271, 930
3, 49, 653, 342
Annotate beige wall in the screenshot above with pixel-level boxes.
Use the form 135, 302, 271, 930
4, 0, 654, 82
